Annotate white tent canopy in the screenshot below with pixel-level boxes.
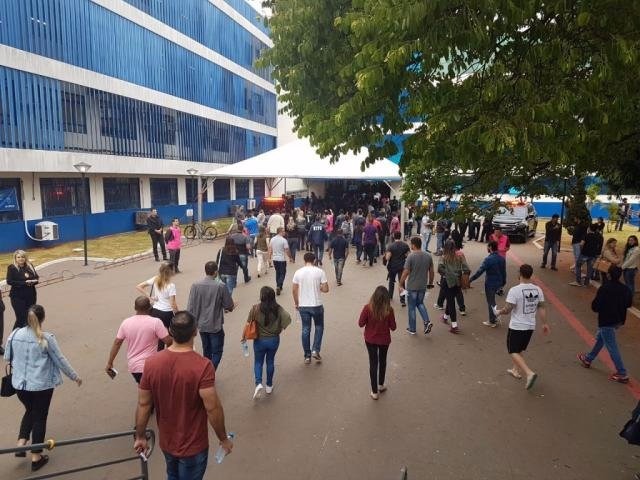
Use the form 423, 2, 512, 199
204, 139, 402, 181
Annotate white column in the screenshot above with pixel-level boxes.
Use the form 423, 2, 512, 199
206, 178, 214, 202
177, 177, 187, 205
230, 179, 236, 201
20, 174, 43, 221
249, 178, 254, 198
140, 176, 151, 209
91, 175, 105, 213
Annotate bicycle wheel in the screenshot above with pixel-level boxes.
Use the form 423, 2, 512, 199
203, 226, 218, 240
184, 225, 196, 240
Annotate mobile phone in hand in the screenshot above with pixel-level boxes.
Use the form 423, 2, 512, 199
107, 368, 118, 379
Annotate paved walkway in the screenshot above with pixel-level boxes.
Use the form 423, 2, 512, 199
1, 237, 639, 479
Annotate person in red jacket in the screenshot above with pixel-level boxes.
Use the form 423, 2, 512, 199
358, 286, 397, 400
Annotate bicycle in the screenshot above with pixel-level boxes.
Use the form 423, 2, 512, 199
184, 218, 218, 240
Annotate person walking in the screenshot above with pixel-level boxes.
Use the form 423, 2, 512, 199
469, 240, 506, 328
599, 238, 621, 284
247, 286, 292, 400
569, 217, 587, 272
6, 250, 39, 330
0, 293, 5, 355
385, 231, 410, 306
134, 311, 233, 480
352, 219, 364, 264
4, 305, 82, 472
489, 226, 510, 258
146, 208, 167, 262
166, 218, 182, 273
292, 252, 329, 364
244, 210, 259, 257
570, 223, 600, 287
187, 261, 235, 370
136, 262, 178, 351
105, 296, 172, 384
438, 240, 470, 334
267, 210, 285, 237
328, 228, 349, 286
399, 237, 435, 335
494, 264, 549, 390
421, 214, 433, 252
308, 215, 328, 266
577, 266, 633, 383
269, 227, 292, 296
229, 226, 251, 284
295, 209, 308, 253
622, 235, 639, 297
362, 216, 379, 267
541, 214, 561, 270
435, 218, 446, 255
358, 286, 396, 400
255, 226, 269, 278
217, 237, 243, 296
286, 216, 300, 262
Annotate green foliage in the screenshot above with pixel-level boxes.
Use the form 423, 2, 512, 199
261, 0, 640, 198
607, 202, 619, 223
565, 178, 591, 227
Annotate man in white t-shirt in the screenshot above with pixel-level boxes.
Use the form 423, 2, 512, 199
267, 210, 285, 236
105, 296, 172, 384
292, 252, 329, 364
495, 264, 549, 390
421, 215, 433, 252
269, 227, 292, 295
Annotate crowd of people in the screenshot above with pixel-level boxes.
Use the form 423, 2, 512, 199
1, 198, 639, 479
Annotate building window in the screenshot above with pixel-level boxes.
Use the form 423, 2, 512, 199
40, 178, 90, 217
100, 96, 137, 140
103, 178, 140, 211
62, 92, 87, 134
235, 179, 249, 199
161, 113, 176, 145
253, 93, 264, 116
0, 178, 23, 222
185, 178, 199, 204
253, 179, 265, 198
214, 179, 230, 201
150, 178, 178, 206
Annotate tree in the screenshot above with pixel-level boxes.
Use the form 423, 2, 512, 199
261, 1, 640, 199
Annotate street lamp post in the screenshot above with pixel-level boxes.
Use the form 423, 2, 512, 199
186, 168, 202, 238
73, 161, 92, 266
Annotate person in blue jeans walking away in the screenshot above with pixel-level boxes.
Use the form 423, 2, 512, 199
540, 214, 561, 270
292, 252, 329, 364
328, 228, 349, 286
244, 210, 259, 257
216, 238, 242, 297
135, 311, 233, 480
569, 223, 600, 287
358, 286, 397, 400
577, 266, 633, 383
248, 286, 292, 400
187, 261, 235, 369
269, 227, 292, 296
308, 215, 328, 266
469, 240, 506, 327
399, 237, 435, 335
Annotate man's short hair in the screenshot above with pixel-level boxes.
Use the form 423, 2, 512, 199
205, 261, 218, 276
488, 240, 498, 252
519, 264, 533, 279
277, 227, 285, 234
609, 265, 622, 280
552, 214, 559, 219
304, 252, 316, 263
410, 236, 422, 249
170, 311, 197, 344
393, 231, 401, 240
336, 228, 343, 235
134, 295, 151, 313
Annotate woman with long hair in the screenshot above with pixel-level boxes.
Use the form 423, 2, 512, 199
600, 237, 621, 284
136, 261, 178, 350
166, 217, 182, 273
438, 240, 470, 334
248, 286, 291, 400
358, 286, 397, 400
255, 226, 269, 278
6, 250, 39, 330
622, 235, 639, 297
286, 215, 299, 262
217, 237, 243, 296
4, 305, 82, 472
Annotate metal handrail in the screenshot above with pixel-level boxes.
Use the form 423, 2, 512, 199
0, 429, 155, 480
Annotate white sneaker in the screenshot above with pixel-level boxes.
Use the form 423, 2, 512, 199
433, 303, 444, 310
253, 384, 264, 400
482, 321, 497, 328
265, 385, 273, 394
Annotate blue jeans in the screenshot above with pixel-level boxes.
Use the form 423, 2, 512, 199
288, 238, 299, 262
407, 289, 429, 332
238, 254, 250, 282
200, 330, 224, 369
624, 268, 637, 297
299, 305, 324, 357
436, 232, 444, 253
273, 260, 287, 289
485, 284, 499, 323
219, 274, 237, 296
253, 336, 280, 386
576, 255, 595, 285
164, 448, 208, 480
571, 243, 581, 264
542, 240, 558, 267
313, 243, 324, 263
585, 326, 626, 376
422, 231, 432, 251
249, 234, 256, 256
333, 258, 345, 283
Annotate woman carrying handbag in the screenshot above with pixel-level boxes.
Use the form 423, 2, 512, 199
596, 238, 621, 284
4, 305, 82, 472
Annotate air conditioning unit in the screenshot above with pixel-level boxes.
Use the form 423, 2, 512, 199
135, 211, 150, 227
35, 221, 59, 241
247, 198, 256, 210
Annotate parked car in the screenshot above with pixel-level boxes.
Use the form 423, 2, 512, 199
491, 203, 538, 242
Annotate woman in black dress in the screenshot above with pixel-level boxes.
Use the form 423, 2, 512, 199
6, 250, 39, 330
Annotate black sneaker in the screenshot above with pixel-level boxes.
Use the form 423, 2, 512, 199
423, 322, 433, 335
540, 264, 546, 269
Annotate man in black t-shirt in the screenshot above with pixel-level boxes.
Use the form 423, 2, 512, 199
541, 214, 561, 270
570, 223, 600, 287
327, 229, 349, 285
385, 232, 411, 306
146, 208, 167, 262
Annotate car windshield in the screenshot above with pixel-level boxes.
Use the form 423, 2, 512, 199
496, 206, 527, 218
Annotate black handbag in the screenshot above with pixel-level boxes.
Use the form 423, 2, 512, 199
620, 400, 640, 445
1, 336, 15, 397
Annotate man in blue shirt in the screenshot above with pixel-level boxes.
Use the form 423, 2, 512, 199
308, 215, 328, 266
244, 211, 259, 257
469, 240, 507, 327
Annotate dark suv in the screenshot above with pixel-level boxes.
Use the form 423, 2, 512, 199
491, 203, 538, 242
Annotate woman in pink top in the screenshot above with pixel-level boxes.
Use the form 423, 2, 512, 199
166, 218, 182, 273
358, 286, 397, 400
490, 226, 511, 258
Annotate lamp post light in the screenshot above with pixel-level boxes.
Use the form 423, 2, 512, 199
186, 168, 203, 238
73, 161, 92, 266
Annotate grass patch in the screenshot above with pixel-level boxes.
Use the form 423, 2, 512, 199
0, 217, 234, 282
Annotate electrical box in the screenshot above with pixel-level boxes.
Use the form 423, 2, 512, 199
35, 221, 59, 241
135, 211, 150, 227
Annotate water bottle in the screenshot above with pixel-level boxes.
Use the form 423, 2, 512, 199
241, 340, 250, 357
215, 433, 235, 464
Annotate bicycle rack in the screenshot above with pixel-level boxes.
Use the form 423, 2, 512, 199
0, 429, 155, 480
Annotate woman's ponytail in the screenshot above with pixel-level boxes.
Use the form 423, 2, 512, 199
27, 305, 47, 349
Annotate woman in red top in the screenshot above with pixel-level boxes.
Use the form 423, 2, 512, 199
358, 286, 397, 400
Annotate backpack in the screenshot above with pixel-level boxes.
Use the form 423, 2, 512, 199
164, 229, 173, 243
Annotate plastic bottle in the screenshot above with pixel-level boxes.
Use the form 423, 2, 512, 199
215, 433, 235, 464
241, 341, 250, 357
